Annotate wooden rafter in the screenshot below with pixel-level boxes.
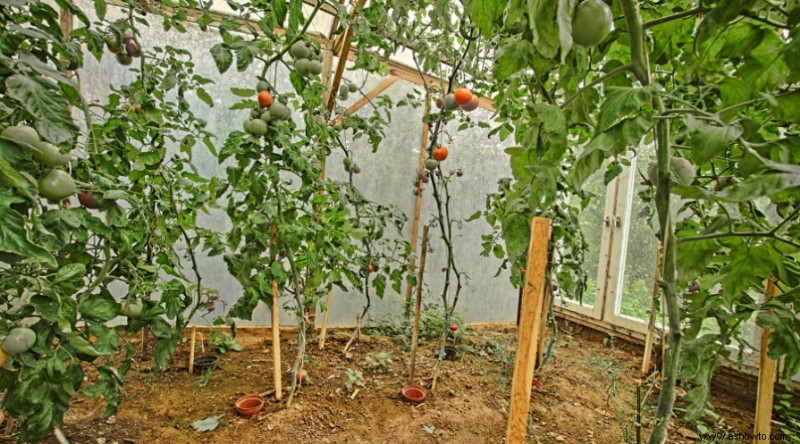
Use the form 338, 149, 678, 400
333, 76, 398, 122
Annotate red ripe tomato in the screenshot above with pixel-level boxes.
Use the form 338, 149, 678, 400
453, 88, 472, 106
368, 263, 375, 273
449, 324, 458, 332
258, 91, 273, 107
432, 146, 448, 161
461, 95, 479, 112
436, 97, 444, 109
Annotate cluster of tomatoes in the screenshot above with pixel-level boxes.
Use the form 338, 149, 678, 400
436, 87, 479, 112
290, 41, 324, 78
105, 29, 141, 66
1, 124, 77, 201
243, 81, 293, 136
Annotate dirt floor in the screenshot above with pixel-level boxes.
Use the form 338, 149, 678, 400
0, 322, 758, 443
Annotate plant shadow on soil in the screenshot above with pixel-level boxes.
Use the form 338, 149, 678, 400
0, 323, 755, 444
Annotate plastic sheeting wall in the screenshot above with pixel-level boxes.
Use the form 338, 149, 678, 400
76, 1, 517, 327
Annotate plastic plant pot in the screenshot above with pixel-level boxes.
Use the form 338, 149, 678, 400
193, 355, 219, 374
234, 394, 265, 418
443, 345, 457, 361
531, 378, 544, 391
401, 385, 426, 403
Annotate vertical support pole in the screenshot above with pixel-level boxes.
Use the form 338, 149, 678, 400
505, 217, 551, 444
318, 292, 333, 350
408, 225, 429, 384
188, 326, 196, 375
271, 279, 283, 400
641, 243, 662, 376
536, 270, 554, 367
0, 348, 7, 368
404, 102, 430, 318
754, 278, 781, 442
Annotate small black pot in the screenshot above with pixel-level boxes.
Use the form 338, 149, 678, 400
193, 355, 219, 374
443, 346, 458, 361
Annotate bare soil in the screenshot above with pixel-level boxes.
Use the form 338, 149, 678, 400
0, 323, 755, 443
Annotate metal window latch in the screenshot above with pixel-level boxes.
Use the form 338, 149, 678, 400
604, 216, 622, 227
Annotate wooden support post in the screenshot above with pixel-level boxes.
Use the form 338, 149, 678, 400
271, 279, 283, 400
641, 243, 662, 376
355, 315, 361, 340
754, 278, 781, 442
188, 326, 196, 375
0, 348, 7, 368
404, 103, 431, 318
505, 217, 551, 444
318, 292, 333, 350
408, 225, 429, 384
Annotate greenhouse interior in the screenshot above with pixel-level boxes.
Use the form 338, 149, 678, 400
0, 0, 799, 442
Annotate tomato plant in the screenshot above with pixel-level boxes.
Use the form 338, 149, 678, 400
0, 0, 220, 440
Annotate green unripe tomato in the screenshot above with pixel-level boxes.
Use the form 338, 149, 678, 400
571, 0, 613, 48
38, 169, 76, 201
32, 141, 72, 167
2, 327, 36, 354
260, 110, 273, 122
343, 157, 353, 168
425, 159, 439, 171
307, 61, 323, 76
249, 119, 268, 136
250, 108, 261, 119
270, 102, 290, 120
116, 52, 133, 66
348, 83, 357, 93
670, 156, 696, 185
294, 58, 311, 76
1, 124, 40, 147
338, 89, 349, 100
352, 164, 361, 174
256, 81, 270, 92
243, 119, 254, 133
444, 93, 459, 110
120, 299, 143, 318
290, 41, 310, 59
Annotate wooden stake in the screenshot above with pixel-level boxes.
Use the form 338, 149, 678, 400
188, 326, 196, 375
404, 103, 431, 318
409, 225, 430, 384
641, 243, 662, 376
355, 315, 361, 340
271, 279, 283, 401
318, 291, 333, 350
754, 277, 781, 442
0, 348, 7, 368
505, 217, 551, 444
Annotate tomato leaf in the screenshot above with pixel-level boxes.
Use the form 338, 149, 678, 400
5, 75, 78, 146
466, 0, 503, 36
528, 0, 559, 59
493, 39, 533, 80
210, 44, 232, 73
0, 197, 57, 267
685, 116, 741, 164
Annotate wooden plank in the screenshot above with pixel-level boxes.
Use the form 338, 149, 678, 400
641, 243, 662, 375
188, 326, 196, 375
505, 217, 551, 444
334, 76, 399, 122
754, 278, 781, 442
404, 102, 431, 317
318, 291, 333, 350
408, 225, 429, 384
327, 0, 346, 39
271, 279, 283, 400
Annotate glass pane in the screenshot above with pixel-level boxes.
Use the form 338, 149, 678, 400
569, 162, 612, 307
618, 150, 660, 320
